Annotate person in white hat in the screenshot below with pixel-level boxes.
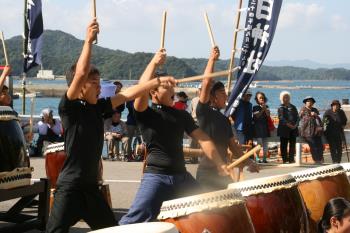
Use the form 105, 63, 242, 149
35, 108, 63, 156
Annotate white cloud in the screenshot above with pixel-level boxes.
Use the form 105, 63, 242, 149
1, 0, 350, 64
278, 3, 324, 30
331, 15, 349, 31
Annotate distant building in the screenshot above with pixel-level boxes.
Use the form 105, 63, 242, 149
37, 70, 55, 79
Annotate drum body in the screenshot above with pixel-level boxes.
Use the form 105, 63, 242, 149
44, 142, 66, 188
45, 142, 104, 188
89, 222, 179, 233
228, 174, 309, 233
0, 106, 28, 172
292, 164, 350, 232
158, 189, 255, 233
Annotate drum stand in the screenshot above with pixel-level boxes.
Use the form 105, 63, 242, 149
0, 178, 50, 233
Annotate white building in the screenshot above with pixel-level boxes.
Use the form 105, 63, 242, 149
37, 69, 55, 79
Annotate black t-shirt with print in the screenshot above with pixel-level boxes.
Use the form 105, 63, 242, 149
196, 101, 233, 169
57, 94, 113, 186
135, 104, 198, 175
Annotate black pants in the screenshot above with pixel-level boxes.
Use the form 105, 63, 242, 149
304, 136, 324, 163
280, 136, 296, 163
327, 135, 343, 163
46, 185, 116, 233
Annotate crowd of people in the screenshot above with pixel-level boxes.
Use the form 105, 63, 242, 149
172, 86, 348, 165
0, 18, 349, 233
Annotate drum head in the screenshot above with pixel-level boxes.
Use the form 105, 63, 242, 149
89, 222, 178, 233
228, 174, 297, 196
291, 164, 345, 182
44, 142, 65, 156
341, 163, 350, 176
158, 188, 244, 220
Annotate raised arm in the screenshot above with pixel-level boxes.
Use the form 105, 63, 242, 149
199, 46, 220, 104
66, 19, 99, 100
111, 76, 175, 110
0, 65, 11, 91
133, 49, 166, 112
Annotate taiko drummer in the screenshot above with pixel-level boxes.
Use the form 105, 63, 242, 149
196, 46, 259, 191
119, 48, 234, 225
46, 19, 177, 233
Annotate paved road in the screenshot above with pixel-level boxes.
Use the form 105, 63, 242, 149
0, 157, 340, 232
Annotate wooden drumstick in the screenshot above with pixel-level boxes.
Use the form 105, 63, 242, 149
0, 31, 9, 65
183, 148, 204, 157
160, 11, 167, 49
227, 145, 261, 169
177, 67, 239, 84
204, 12, 216, 47
92, 0, 98, 44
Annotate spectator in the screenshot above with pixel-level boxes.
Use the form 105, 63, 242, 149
103, 80, 125, 120
318, 197, 350, 233
36, 108, 63, 156
323, 100, 348, 163
125, 100, 138, 161
299, 96, 324, 164
174, 91, 188, 110
0, 65, 11, 106
277, 91, 299, 163
252, 91, 270, 163
104, 111, 128, 161
21, 122, 37, 157
188, 85, 201, 163
232, 90, 253, 145
190, 85, 201, 123
113, 81, 126, 114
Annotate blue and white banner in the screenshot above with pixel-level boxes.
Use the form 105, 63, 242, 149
225, 0, 282, 116
23, 0, 44, 73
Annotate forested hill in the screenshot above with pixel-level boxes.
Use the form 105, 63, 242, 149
1, 30, 349, 80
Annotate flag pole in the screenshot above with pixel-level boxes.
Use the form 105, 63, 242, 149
226, 0, 244, 93
22, 0, 28, 114
29, 95, 36, 135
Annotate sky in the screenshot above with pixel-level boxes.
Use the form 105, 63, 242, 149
0, 0, 349, 64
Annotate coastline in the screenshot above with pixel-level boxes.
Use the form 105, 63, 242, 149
13, 83, 350, 98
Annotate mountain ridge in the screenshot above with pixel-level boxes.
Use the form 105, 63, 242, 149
0, 30, 349, 81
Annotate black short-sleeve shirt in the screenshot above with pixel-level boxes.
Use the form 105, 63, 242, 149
196, 102, 233, 169
135, 104, 198, 174
57, 94, 112, 186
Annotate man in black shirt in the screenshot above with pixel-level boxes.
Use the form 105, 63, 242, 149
196, 47, 259, 191
46, 19, 176, 233
119, 49, 232, 225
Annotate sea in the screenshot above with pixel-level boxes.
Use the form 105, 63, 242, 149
12, 79, 350, 118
